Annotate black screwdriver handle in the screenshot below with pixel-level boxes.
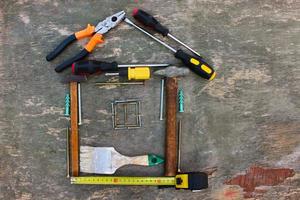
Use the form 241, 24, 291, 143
46, 34, 77, 61
72, 60, 119, 75
175, 49, 216, 80
132, 8, 169, 37
55, 49, 89, 73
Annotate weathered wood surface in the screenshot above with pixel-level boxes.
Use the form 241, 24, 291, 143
0, 0, 299, 199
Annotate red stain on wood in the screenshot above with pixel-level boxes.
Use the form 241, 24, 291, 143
224, 189, 238, 199
213, 186, 243, 200
225, 166, 295, 198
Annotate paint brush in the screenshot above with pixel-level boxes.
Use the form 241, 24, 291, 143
80, 146, 164, 174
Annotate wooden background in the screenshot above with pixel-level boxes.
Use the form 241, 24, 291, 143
0, 0, 299, 199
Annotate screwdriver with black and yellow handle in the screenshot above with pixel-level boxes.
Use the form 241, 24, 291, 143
72, 60, 169, 80
133, 8, 201, 57
124, 18, 216, 80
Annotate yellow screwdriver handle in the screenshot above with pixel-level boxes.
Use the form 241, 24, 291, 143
128, 67, 150, 80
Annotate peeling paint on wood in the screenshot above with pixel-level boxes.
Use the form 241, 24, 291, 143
225, 166, 295, 198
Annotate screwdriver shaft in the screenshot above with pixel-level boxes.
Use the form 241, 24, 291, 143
118, 63, 169, 68
95, 82, 144, 85
167, 33, 201, 57
124, 18, 177, 53
105, 72, 120, 76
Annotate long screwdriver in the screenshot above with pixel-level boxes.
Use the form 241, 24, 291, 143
124, 18, 216, 80
133, 8, 201, 57
72, 60, 168, 80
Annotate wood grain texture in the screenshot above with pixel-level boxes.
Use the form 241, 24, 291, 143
165, 77, 178, 176
0, 0, 299, 199
70, 82, 79, 176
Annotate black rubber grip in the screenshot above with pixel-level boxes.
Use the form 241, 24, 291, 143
46, 34, 76, 61
186, 172, 208, 190
133, 9, 169, 36
55, 49, 89, 73
72, 60, 118, 75
174, 49, 215, 80
118, 68, 128, 77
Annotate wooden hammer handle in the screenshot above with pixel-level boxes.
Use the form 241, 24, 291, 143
165, 77, 178, 176
70, 82, 79, 176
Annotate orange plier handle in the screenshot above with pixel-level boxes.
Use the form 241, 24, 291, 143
46, 24, 104, 72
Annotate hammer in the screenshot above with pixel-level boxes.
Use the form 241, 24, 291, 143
155, 66, 189, 176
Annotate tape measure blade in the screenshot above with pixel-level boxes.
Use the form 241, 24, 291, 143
71, 176, 175, 186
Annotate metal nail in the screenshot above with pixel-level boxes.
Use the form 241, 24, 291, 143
78, 83, 82, 125
177, 120, 182, 173
66, 127, 70, 178
111, 99, 141, 129
95, 82, 144, 86
159, 78, 165, 120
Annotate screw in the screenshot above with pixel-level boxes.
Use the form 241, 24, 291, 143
178, 88, 184, 113
95, 82, 144, 86
66, 126, 70, 178
78, 83, 82, 125
64, 93, 70, 117
159, 78, 165, 120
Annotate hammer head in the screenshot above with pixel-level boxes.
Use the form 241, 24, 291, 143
154, 66, 190, 78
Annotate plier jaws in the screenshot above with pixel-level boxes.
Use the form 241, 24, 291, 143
46, 11, 125, 73
95, 10, 126, 34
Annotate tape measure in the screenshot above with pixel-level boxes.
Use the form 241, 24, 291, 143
71, 176, 174, 186
70, 172, 208, 191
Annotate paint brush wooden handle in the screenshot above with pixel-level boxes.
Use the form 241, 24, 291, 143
124, 155, 148, 166
118, 154, 164, 167
165, 77, 178, 176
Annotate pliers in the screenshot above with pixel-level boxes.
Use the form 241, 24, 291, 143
46, 11, 126, 73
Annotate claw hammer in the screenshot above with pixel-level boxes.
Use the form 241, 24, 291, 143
154, 66, 189, 176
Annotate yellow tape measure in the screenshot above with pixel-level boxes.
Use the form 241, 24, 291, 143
70, 172, 208, 191
71, 176, 175, 186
